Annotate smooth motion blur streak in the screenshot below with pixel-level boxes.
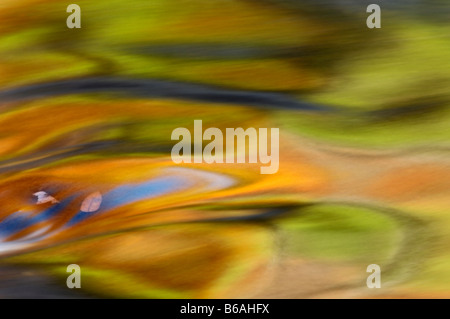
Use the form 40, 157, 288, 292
0, 0, 449, 298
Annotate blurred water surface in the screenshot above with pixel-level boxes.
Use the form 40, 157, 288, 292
0, 0, 449, 298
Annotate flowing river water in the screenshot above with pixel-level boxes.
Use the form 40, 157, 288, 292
0, 0, 449, 298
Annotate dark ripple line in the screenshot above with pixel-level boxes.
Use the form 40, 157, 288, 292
0, 141, 118, 174
126, 44, 315, 60
0, 77, 334, 112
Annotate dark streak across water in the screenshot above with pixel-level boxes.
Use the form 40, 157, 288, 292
0, 77, 334, 112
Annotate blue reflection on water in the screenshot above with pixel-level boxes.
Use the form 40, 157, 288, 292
67, 175, 189, 226
0, 197, 73, 237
